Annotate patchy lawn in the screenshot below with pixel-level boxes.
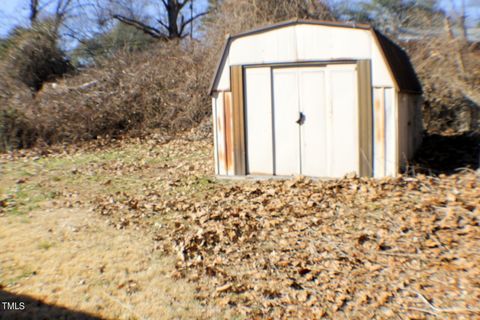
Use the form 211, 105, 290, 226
0, 134, 220, 319
1, 130, 479, 319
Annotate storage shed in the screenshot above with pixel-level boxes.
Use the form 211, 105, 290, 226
210, 20, 423, 178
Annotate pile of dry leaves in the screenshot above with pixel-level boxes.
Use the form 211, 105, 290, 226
93, 135, 479, 319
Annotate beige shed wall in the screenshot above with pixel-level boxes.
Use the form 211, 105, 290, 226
214, 24, 395, 91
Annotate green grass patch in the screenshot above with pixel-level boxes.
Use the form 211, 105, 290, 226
38, 240, 54, 250
1, 183, 52, 215
0, 266, 36, 286
1, 139, 213, 219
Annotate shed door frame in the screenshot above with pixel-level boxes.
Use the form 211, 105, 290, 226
239, 59, 373, 177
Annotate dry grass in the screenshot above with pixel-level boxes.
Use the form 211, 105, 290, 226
0, 129, 218, 319
0, 208, 215, 319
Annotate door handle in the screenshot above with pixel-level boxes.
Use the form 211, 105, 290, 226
296, 112, 305, 125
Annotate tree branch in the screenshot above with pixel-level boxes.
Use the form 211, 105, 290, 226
178, 0, 189, 10
156, 19, 169, 31
30, 0, 40, 24
161, 0, 169, 10
113, 14, 166, 39
179, 10, 208, 35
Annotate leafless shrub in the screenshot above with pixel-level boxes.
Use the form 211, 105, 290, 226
3, 24, 72, 91
407, 33, 479, 133
0, 41, 211, 149
0, 107, 37, 152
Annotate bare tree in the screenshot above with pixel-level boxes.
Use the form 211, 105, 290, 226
449, 0, 468, 42
25, 0, 106, 47
29, 0, 40, 24
53, 0, 74, 30
112, 0, 208, 40
27, 0, 78, 32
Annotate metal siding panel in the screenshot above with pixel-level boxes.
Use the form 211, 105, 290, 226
230, 66, 246, 175
272, 64, 359, 178
212, 97, 219, 175
296, 25, 371, 61
373, 30, 422, 93
357, 60, 373, 177
298, 67, 327, 177
408, 98, 414, 159
210, 23, 418, 95
327, 66, 359, 177
217, 62, 231, 91
374, 87, 397, 178
370, 34, 398, 89
397, 93, 409, 168
385, 88, 396, 176
224, 92, 235, 175
373, 88, 384, 177
245, 67, 274, 175
230, 26, 297, 64
215, 93, 227, 175
228, 25, 373, 66
272, 68, 301, 175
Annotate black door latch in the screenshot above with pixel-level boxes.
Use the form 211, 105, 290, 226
296, 112, 305, 125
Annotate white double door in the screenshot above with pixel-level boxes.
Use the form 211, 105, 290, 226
245, 65, 359, 177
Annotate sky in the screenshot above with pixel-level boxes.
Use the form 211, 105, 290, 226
0, 0, 30, 36
0, 0, 479, 38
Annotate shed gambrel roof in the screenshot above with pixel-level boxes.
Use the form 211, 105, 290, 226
209, 19, 422, 95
